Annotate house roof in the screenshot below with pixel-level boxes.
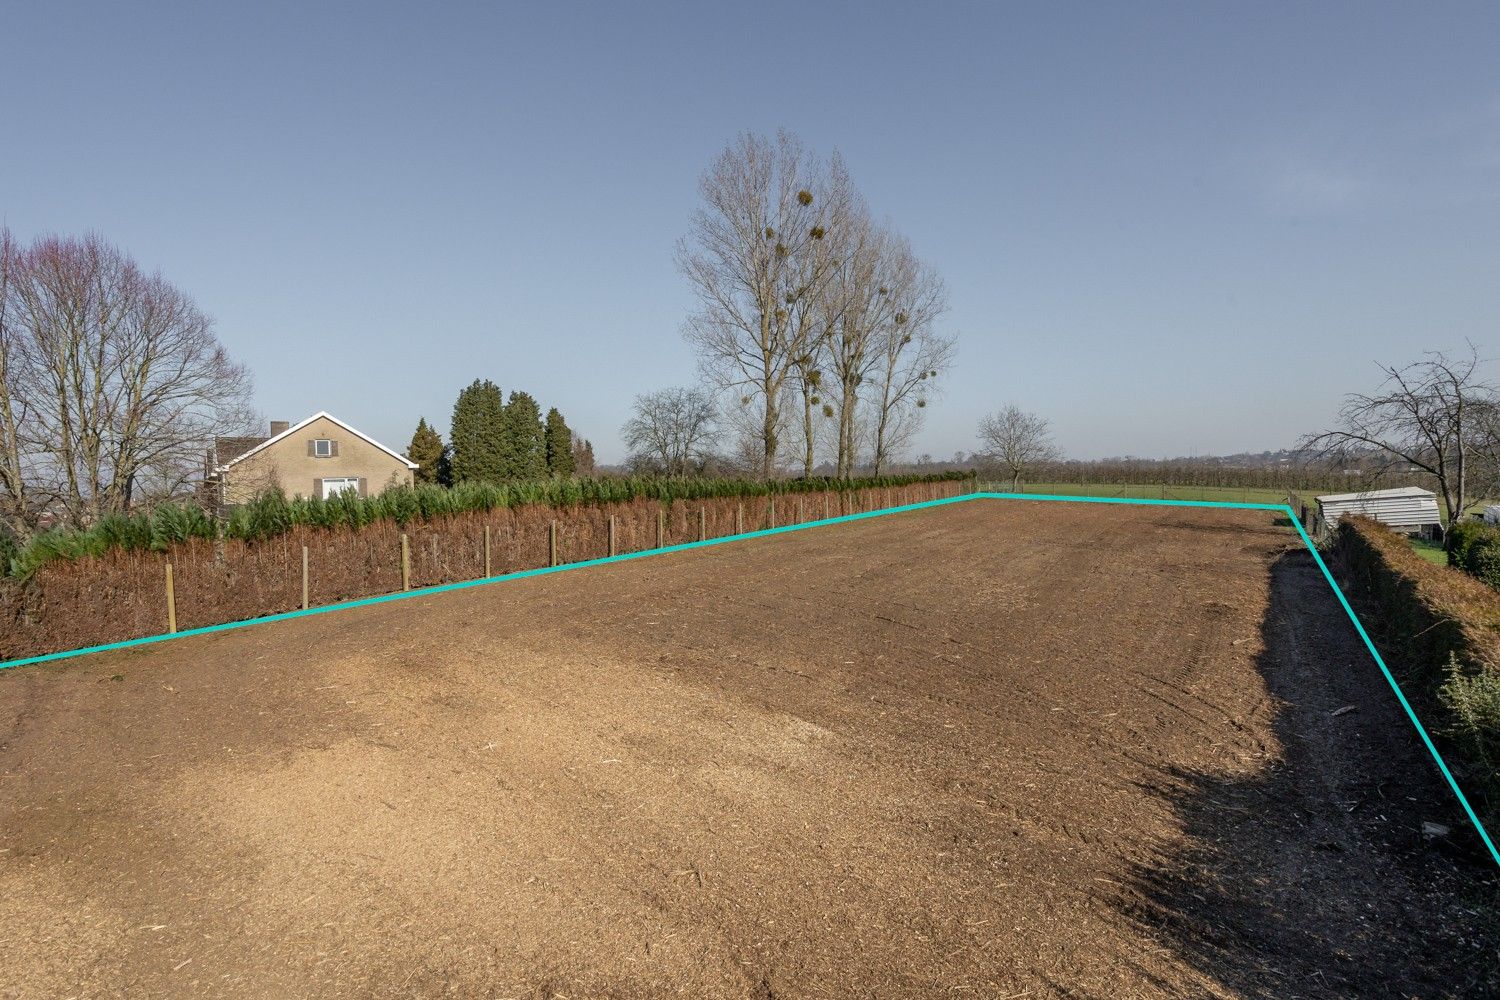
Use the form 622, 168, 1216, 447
215, 411, 419, 472
214, 435, 268, 465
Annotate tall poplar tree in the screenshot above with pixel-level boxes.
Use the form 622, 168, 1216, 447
449, 379, 506, 482
544, 408, 575, 476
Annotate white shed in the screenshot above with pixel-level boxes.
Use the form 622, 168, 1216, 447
1315, 487, 1442, 537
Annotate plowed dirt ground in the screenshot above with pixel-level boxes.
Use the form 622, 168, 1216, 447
2, 500, 1495, 998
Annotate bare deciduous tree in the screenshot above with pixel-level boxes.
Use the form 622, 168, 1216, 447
679, 131, 854, 478
0, 230, 35, 540
815, 216, 954, 478
790, 353, 828, 478
622, 387, 719, 476
868, 240, 952, 475
0, 229, 254, 536
1467, 397, 1500, 504
979, 405, 1061, 489
819, 210, 893, 479
1303, 346, 1492, 524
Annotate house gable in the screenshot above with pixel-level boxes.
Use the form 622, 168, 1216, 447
213, 412, 418, 504
216, 411, 418, 472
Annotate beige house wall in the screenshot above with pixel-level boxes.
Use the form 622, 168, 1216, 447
221, 415, 414, 504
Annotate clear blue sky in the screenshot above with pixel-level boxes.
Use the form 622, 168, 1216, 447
3, 2, 1497, 462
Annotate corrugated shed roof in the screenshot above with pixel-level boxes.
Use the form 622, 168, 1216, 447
1315, 486, 1441, 527
1315, 486, 1435, 503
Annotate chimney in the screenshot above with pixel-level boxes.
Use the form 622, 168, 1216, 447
269, 420, 290, 436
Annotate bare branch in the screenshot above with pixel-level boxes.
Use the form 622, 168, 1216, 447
978, 406, 1061, 489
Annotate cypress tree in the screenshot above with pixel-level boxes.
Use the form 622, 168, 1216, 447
501, 391, 547, 479
449, 379, 507, 483
544, 408, 575, 477
407, 418, 447, 485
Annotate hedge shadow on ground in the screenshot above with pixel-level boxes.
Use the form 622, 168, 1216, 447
1114, 549, 1500, 999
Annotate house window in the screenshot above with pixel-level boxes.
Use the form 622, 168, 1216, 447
314, 439, 333, 457
322, 477, 360, 499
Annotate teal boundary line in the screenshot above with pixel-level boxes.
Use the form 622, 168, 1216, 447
2, 488, 1495, 868
976, 490, 1500, 868
0, 493, 976, 672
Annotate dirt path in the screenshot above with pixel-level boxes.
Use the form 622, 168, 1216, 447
1, 500, 1494, 998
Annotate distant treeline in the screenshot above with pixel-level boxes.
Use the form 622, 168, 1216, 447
1018, 460, 1428, 494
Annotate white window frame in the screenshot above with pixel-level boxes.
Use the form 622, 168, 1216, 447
321, 477, 359, 499
313, 439, 333, 457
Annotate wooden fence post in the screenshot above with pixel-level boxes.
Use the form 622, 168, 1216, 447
301, 545, 309, 610
769, 497, 776, 529
165, 562, 177, 634
549, 520, 559, 567
608, 514, 617, 557
736, 503, 744, 534
400, 534, 411, 591
699, 507, 706, 541
484, 525, 492, 577
657, 509, 665, 548
798, 496, 804, 523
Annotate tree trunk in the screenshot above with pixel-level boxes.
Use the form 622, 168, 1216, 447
836, 379, 856, 480
871, 403, 889, 477
762, 397, 778, 480
802, 390, 815, 479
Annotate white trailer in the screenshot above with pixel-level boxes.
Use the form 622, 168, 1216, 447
1315, 487, 1442, 538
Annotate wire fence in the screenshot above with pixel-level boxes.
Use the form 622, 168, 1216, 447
2, 481, 968, 664
979, 480, 1339, 543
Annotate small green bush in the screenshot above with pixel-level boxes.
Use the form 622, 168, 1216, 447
245, 486, 292, 541
1447, 519, 1490, 568
1441, 657, 1500, 793
1467, 534, 1500, 591
149, 503, 215, 551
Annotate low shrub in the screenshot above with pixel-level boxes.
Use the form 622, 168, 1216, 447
1443, 518, 1500, 592
1467, 534, 1500, 592
1442, 658, 1500, 783
1446, 519, 1491, 568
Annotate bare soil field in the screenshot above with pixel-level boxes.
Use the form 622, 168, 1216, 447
1, 500, 1495, 999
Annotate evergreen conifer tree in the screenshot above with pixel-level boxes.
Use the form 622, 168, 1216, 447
408, 417, 447, 484
501, 391, 547, 479
544, 408, 575, 476
449, 379, 507, 482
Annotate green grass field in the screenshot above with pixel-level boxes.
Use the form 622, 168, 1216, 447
987, 482, 1299, 506
992, 479, 1464, 570
1407, 536, 1449, 566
